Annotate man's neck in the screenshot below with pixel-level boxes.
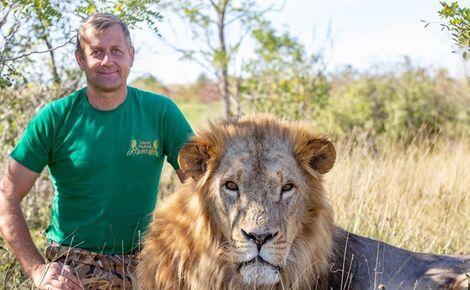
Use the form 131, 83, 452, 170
86, 86, 128, 111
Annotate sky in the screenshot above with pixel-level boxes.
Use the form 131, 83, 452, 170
129, 0, 469, 84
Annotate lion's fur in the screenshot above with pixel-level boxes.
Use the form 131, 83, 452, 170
137, 115, 469, 290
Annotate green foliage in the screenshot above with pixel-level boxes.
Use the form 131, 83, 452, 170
327, 65, 465, 139
438, 1, 469, 58
75, 0, 162, 34
179, 2, 212, 28
0, 0, 78, 87
240, 22, 329, 120
241, 53, 469, 140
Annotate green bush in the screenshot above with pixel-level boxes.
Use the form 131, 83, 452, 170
241, 60, 469, 140
327, 65, 467, 139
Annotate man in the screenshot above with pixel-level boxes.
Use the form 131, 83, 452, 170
0, 13, 193, 289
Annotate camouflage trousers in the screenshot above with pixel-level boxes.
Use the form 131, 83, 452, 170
45, 244, 138, 289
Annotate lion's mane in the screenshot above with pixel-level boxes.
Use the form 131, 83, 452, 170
137, 115, 338, 289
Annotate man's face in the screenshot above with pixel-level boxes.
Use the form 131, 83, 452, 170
75, 23, 134, 93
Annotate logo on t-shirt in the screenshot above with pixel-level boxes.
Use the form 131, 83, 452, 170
126, 139, 158, 156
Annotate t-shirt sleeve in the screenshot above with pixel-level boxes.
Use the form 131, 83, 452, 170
10, 105, 54, 173
162, 99, 193, 170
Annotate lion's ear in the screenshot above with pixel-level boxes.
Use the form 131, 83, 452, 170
306, 138, 336, 174
178, 141, 211, 180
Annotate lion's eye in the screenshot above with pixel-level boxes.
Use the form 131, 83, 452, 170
281, 183, 295, 193
224, 181, 239, 191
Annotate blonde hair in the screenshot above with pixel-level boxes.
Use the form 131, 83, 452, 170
76, 13, 132, 55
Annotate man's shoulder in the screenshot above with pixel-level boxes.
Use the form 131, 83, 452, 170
33, 88, 84, 121
45, 87, 84, 112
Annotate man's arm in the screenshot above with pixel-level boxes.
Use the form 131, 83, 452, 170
0, 158, 43, 275
0, 158, 81, 289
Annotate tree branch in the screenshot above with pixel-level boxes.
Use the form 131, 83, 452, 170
209, 0, 218, 12
0, 36, 74, 64
0, 8, 11, 30
160, 37, 214, 72
225, 3, 277, 27
38, 19, 61, 85
204, 26, 216, 52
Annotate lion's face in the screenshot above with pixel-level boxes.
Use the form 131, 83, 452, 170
178, 116, 336, 287
211, 138, 306, 284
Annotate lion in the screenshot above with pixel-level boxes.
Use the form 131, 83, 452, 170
137, 115, 469, 289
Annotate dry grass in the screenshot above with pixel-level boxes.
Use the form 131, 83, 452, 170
0, 137, 468, 288
327, 137, 469, 255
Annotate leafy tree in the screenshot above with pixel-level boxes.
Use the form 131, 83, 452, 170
422, 1, 470, 59
239, 21, 330, 121
159, 0, 275, 119
438, 1, 469, 58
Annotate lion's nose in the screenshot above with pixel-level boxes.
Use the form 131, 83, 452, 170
241, 230, 279, 250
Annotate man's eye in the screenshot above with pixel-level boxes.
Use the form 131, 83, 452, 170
91, 50, 101, 56
112, 48, 122, 54
224, 181, 239, 191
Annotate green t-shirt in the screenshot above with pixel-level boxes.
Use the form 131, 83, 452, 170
10, 86, 193, 254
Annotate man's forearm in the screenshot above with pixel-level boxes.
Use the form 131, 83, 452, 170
0, 192, 45, 276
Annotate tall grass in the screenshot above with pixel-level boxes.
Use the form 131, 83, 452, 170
328, 137, 469, 255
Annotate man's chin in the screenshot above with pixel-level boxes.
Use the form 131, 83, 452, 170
93, 82, 124, 94
99, 85, 122, 93
89, 75, 123, 91
238, 260, 282, 285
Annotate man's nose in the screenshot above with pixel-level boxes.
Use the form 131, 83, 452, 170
101, 53, 112, 66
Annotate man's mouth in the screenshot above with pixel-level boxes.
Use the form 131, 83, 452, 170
98, 71, 118, 75
237, 256, 283, 273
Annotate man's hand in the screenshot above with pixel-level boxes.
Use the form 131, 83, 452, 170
31, 262, 82, 290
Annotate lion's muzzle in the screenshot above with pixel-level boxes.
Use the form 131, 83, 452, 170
235, 228, 286, 285
241, 229, 278, 251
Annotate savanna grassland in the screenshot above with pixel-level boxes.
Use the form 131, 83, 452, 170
329, 137, 469, 255
0, 69, 469, 288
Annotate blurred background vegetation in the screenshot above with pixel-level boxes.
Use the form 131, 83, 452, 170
0, 0, 469, 288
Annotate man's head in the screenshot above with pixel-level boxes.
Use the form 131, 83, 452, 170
75, 13, 134, 94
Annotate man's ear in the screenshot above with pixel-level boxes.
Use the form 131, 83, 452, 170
129, 45, 135, 67
75, 50, 85, 70
178, 140, 211, 181
306, 138, 336, 174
